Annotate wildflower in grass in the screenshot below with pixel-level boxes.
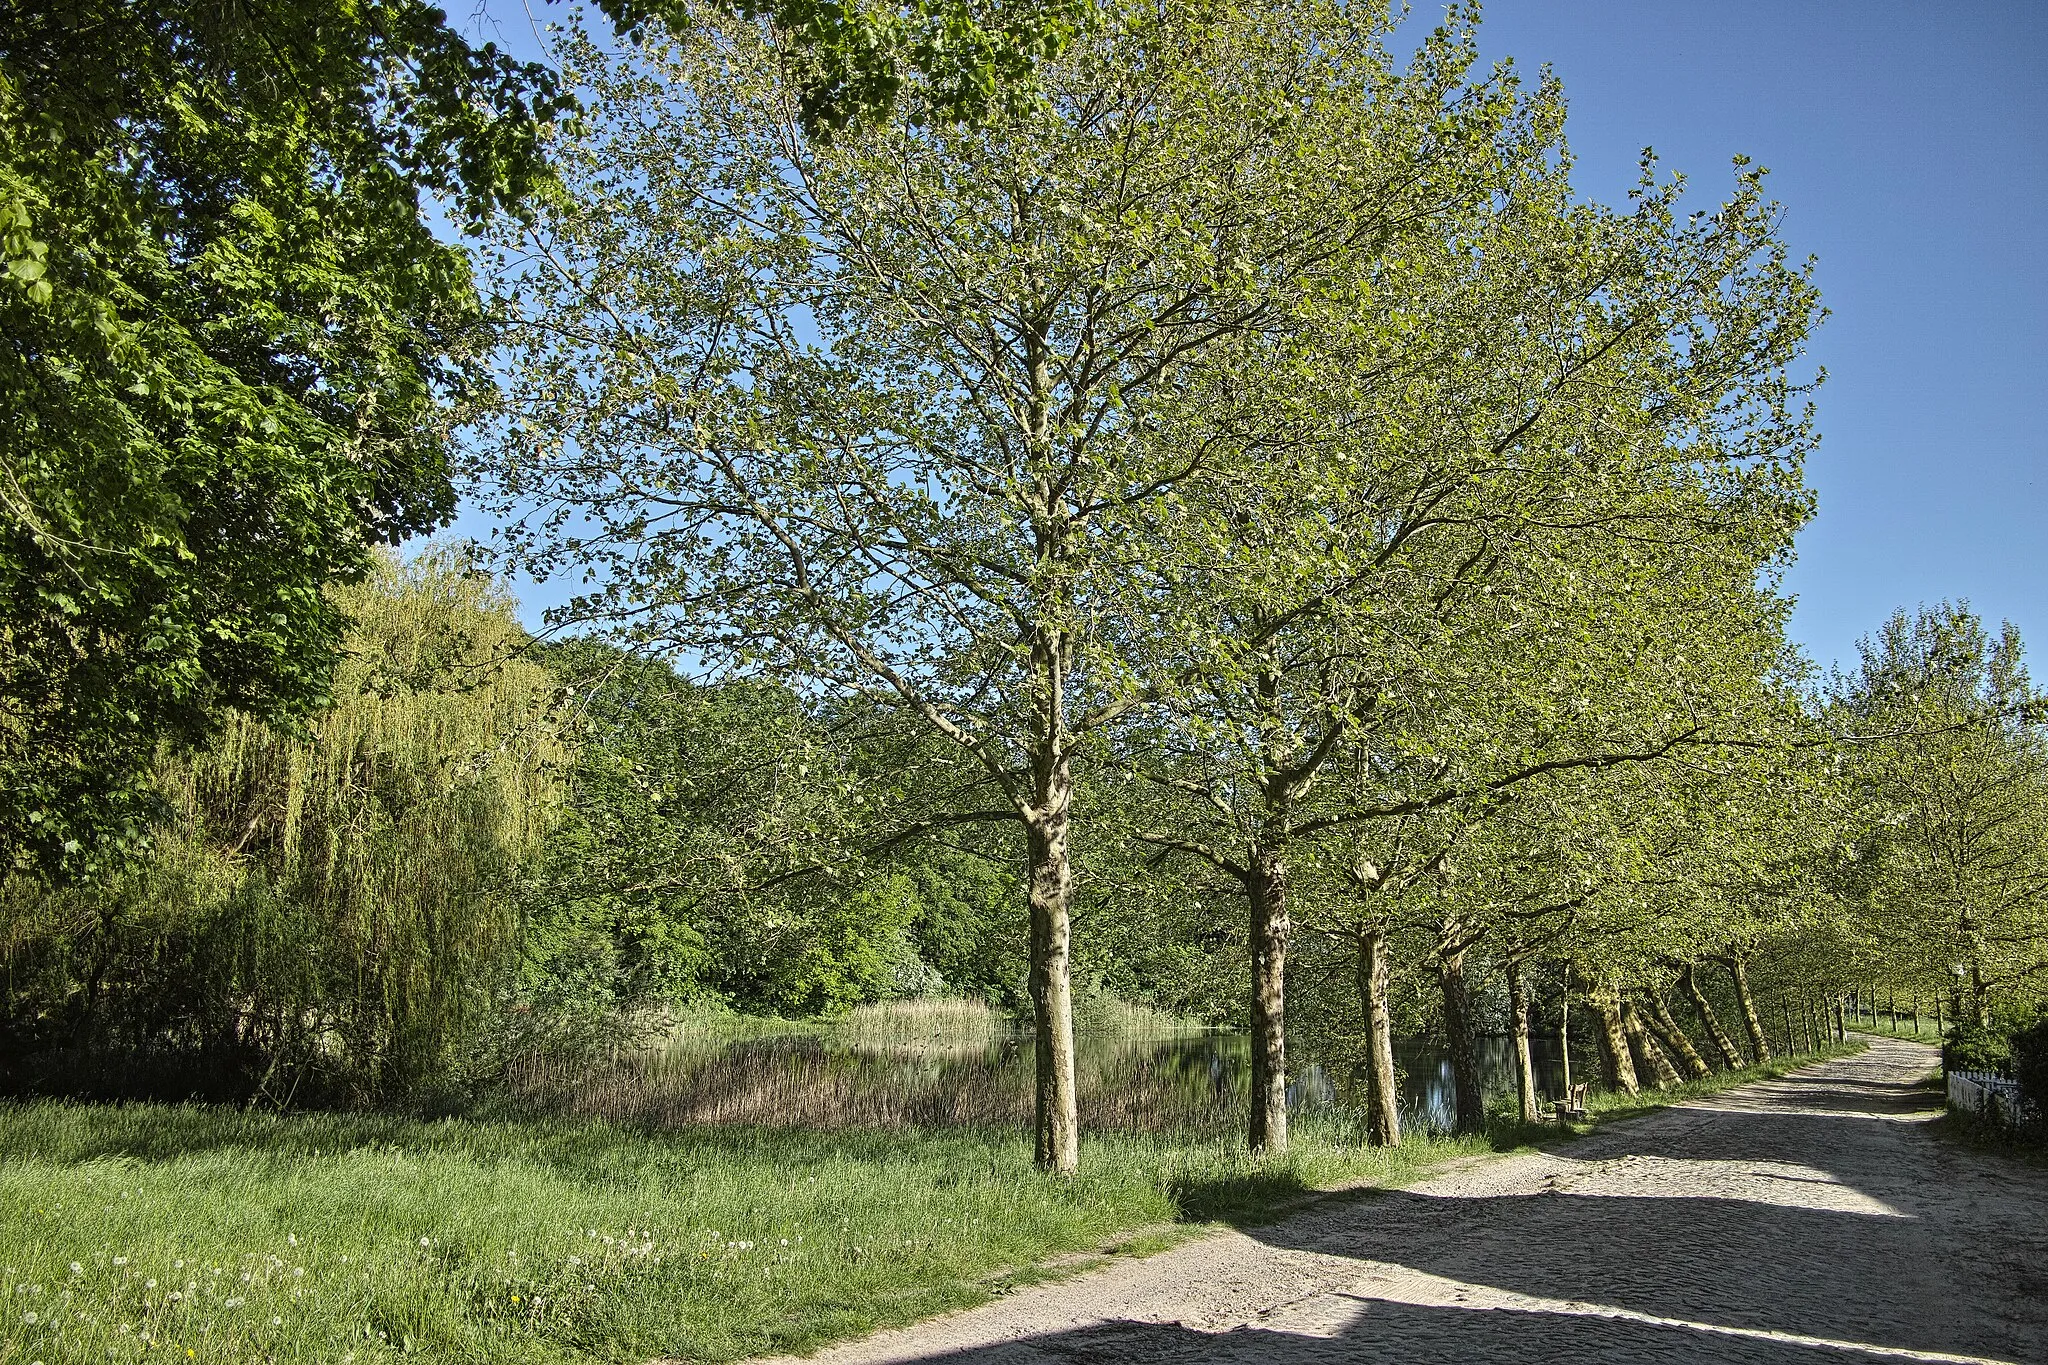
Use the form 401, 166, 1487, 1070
112, 1258, 126, 1267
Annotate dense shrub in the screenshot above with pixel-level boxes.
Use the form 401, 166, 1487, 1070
2010, 1016, 2048, 1120
1942, 1023, 2011, 1076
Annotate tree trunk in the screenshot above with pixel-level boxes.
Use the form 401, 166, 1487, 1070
1679, 963, 1743, 1069
1559, 990, 1573, 1095
1590, 985, 1639, 1096
1026, 753, 1079, 1176
1639, 989, 1711, 1079
1623, 999, 1680, 1088
1721, 954, 1772, 1064
1508, 959, 1538, 1124
1832, 996, 1846, 1042
1438, 946, 1485, 1134
1247, 849, 1289, 1155
1356, 925, 1400, 1147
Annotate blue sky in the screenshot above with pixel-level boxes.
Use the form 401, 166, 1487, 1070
1458, 2, 2048, 674
453, 0, 2047, 674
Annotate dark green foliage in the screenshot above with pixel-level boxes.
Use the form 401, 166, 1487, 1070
1943, 1022, 2012, 1076
0, 1, 569, 878
899, 850, 1027, 1007
515, 643, 998, 1024
2012, 1015, 2048, 1120
598, 0, 1086, 134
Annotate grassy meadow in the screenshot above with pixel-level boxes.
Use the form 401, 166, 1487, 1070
0, 1103, 1479, 1365
0, 1042, 1860, 1365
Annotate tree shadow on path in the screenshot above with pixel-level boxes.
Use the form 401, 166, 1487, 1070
871, 1046, 2048, 1364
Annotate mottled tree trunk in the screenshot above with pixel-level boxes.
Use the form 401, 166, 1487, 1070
1247, 850, 1289, 1155
1508, 959, 1538, 1123
1721, 954, 1772, 1064
1590, 985, 1639, 1095
1680, 963, 1743, 1069
1640, 990, 1711, 1079
1623, 999, 1680, 1088
1026, 751, 1078, 1175
1438, 947, 1486, 1134
1356, 925, 1400, 1147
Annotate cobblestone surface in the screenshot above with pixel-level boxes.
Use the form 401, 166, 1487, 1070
754, 1038, 2048, 1364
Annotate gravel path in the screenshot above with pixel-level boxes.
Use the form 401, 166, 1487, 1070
755, 1038, 2048, 1364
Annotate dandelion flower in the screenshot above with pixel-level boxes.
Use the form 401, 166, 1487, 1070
419, 1238, 431, 1248
22, 1310, 36, 1324
69, 1263, 82, 1275
272, 1316, 283, 1326
112, 1258, 127, 1267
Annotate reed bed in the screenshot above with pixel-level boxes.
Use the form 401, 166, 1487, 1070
506, 1030, 1247, 1135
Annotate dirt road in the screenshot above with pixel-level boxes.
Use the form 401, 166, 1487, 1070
755, 1037, 2048, 1363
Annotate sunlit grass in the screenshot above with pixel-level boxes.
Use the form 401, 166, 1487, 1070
0, 1104, 1475, 1364
0, 1044, 1863, 1363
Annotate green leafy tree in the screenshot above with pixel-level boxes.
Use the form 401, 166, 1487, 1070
0, 551, 563, 1102
0, 1, 571, 879
1135, 141, 1820, 1147
480, 0, 1449, 1172
594, 0, 1086, 133
1833, 604, 2048, 1026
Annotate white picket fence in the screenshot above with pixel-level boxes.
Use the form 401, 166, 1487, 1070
1948, 1069, 2038, 1135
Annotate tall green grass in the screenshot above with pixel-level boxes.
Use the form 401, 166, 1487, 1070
0, 1104, 1474, 1365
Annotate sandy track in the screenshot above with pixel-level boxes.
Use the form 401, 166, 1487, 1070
751, 1038, 2048, 1364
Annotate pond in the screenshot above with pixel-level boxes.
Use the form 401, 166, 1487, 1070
511, 1001, 1611, 1136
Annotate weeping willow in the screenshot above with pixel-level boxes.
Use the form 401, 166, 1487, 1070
0, 551, 563, 1103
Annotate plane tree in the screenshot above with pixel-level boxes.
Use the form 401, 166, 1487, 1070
476, 0, 1501, 1172
1128, 141, 1821, 1149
